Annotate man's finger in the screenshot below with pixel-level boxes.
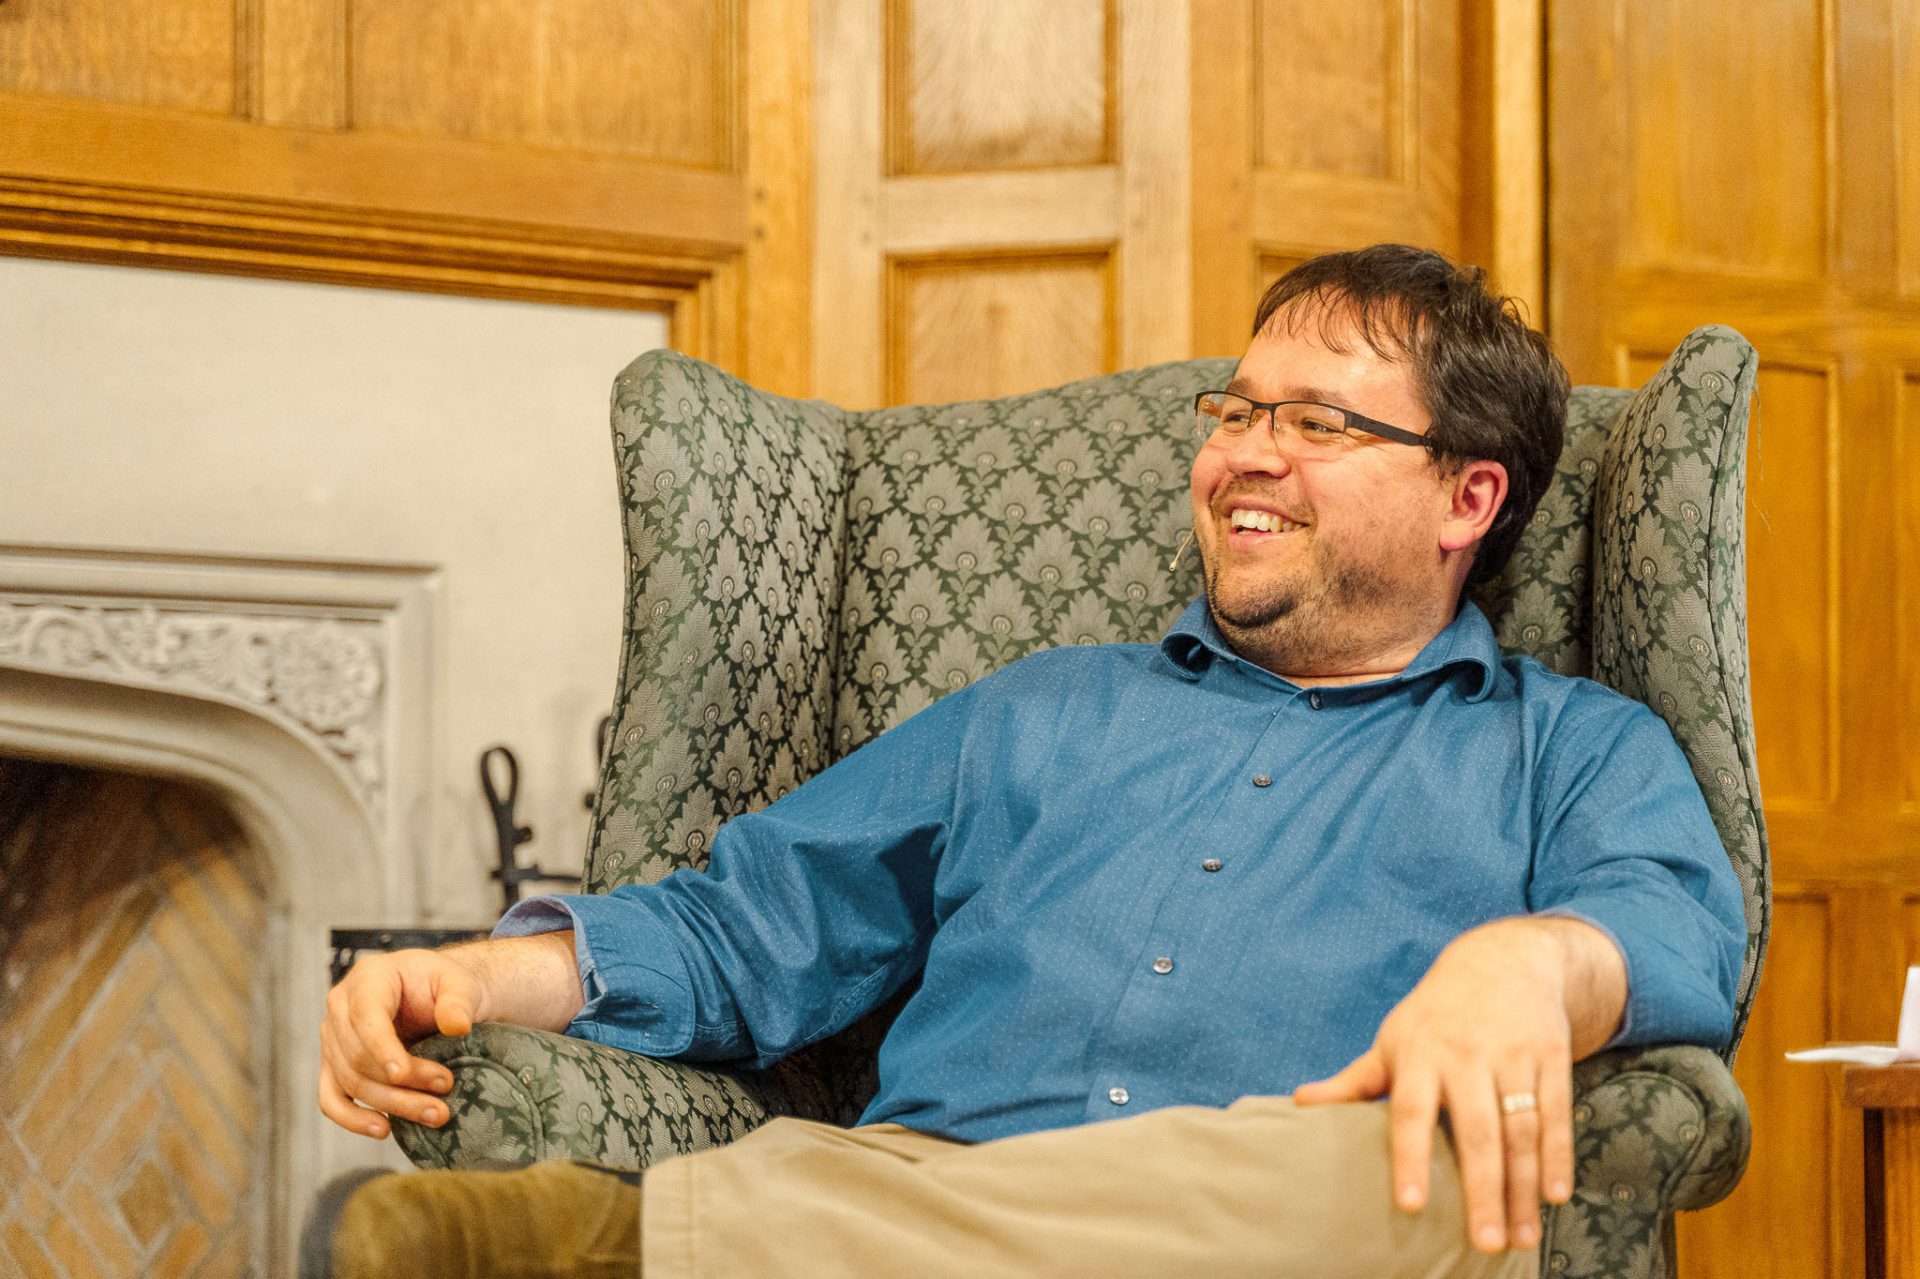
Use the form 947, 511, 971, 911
1386, 1065, 1441, 1212
329, 995, 385, 1087
1293, 1048, 1389, 1106
322, 1019, 450, 1129
340, 1070, 450, 1129
1538, 1052, 1576, 1204
347, 970, 414, 1083
1442, 1064, 1507, 1253
1496, 1073, 1543, 1248
318, 1056, 388, 1139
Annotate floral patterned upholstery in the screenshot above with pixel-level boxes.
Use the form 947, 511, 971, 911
395, 327, 1766, 1279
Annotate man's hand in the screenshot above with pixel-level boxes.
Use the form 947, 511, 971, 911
317, 932, 584, 1139
1293, 917, 1627, 1255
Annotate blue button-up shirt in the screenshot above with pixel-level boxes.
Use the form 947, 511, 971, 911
499, 598, 1744, 1144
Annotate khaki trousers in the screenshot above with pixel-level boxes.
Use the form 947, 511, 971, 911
640, 1097, 1538, 1279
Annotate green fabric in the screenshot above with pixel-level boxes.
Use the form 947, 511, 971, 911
830, 361, 1228, 750
395, 331, 1769, 1279
582, 355, 848, 892
1587, 328, 1769, 1057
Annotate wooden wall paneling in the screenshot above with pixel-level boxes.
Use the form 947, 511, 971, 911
0, 0, 237, 115
1831, 354, 1904, 816
1617, 0, 1831, 281
0, 95, 746, 245
1406, 0, 1464, 252
1676, 891, 1833, 1277
1833, 0, 1898, 291
812, 0, 887, 405
887, 0, 1112, 175
1253, 0, 1406, 180
1543, 0, 1619, 381
1189, 0, 1258, 358
742, 0, 813, 395
1903, 370, 1920, 809
1458, 0, 1544, 315
1117, 0, 1191, 368
886, 252, 1114, 405
1250, 0, 1463, 258
1900, 0, 1920, 295
254, 0, 349, 129
349, 0, 739, 169
0, 98, 746, 364
0, 1, 757, 375
883, 169, 1122, 255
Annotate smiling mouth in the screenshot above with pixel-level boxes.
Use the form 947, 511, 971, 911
1225, 507, 1307, 536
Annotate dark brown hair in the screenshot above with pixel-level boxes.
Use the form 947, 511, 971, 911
1252, 244, 1569, 587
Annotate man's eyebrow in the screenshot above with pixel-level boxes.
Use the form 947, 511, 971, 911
1222, 377, 1362, 411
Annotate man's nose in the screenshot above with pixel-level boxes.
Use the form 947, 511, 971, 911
1218, 414, 1294, 474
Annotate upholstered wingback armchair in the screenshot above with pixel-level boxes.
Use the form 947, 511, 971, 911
395, 328, 1768, 1279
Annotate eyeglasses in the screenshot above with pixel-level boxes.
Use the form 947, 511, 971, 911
1191, 391, 1430, 453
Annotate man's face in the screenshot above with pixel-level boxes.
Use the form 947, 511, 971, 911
1187, 308, 1457, 670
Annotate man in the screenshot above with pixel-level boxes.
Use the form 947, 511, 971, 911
310, 245, 1745, 1278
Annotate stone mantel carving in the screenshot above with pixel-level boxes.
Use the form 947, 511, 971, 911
0, 600, 390, 813
0, 544, 437, 849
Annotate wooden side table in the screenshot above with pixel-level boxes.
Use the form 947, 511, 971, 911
1846, 1064, 1920, 1279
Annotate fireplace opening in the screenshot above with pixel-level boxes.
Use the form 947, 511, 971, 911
1, 756, 271, 1277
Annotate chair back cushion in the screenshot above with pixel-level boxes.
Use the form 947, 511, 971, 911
585, 351, 850, 892
832, 359, 1231, 753
1586, 326, 1769, 1052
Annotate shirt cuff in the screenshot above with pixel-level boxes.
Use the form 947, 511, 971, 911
1533, 900, 1733, 1052
495, 891, 698, 1058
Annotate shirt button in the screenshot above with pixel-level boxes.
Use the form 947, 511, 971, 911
1108, 1086, 1130, 1106
1252, 774, 1272, 788
1308, 692, 1324, 710
1201, 858, 1224, 872
1152, 956, 1174, 974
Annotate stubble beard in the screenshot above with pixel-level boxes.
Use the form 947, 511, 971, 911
1203, 539, 1403, 675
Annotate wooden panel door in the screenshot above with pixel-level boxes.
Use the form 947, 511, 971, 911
814, 0, 1186, 407
1550, 1, 1920, 1274
816, 0, 1541, 407
1188, 0, 1543, 359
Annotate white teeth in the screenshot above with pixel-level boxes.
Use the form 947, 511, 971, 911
1227, 508, 1301, 533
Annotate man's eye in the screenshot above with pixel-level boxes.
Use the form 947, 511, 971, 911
1300, 419, 1341, 436
1223, 410, 1253, 426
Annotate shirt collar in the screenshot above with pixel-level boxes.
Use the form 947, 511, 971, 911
1158, 595, 1500, 702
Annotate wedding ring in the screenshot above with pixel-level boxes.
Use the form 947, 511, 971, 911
1499, 1091, 1539, 1116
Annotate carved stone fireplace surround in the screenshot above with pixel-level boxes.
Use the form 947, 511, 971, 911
0, 543, 440, 1273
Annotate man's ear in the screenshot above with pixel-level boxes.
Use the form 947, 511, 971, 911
1438, 459, 1508, 554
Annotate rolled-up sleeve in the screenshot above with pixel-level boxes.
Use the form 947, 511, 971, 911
497, 683, 978, 1068
1526, 700, 1746, 1051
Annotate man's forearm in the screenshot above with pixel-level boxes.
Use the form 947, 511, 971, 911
447, 930, 586, 1034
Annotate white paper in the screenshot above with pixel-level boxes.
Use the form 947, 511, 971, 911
1786, 966, 1920, 1066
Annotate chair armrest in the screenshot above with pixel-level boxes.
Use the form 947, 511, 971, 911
1546, 1043, 1751, 1278
389, 1024, 793, 1172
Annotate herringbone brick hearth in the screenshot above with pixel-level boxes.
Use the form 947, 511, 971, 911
1, 759, 268, 1277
